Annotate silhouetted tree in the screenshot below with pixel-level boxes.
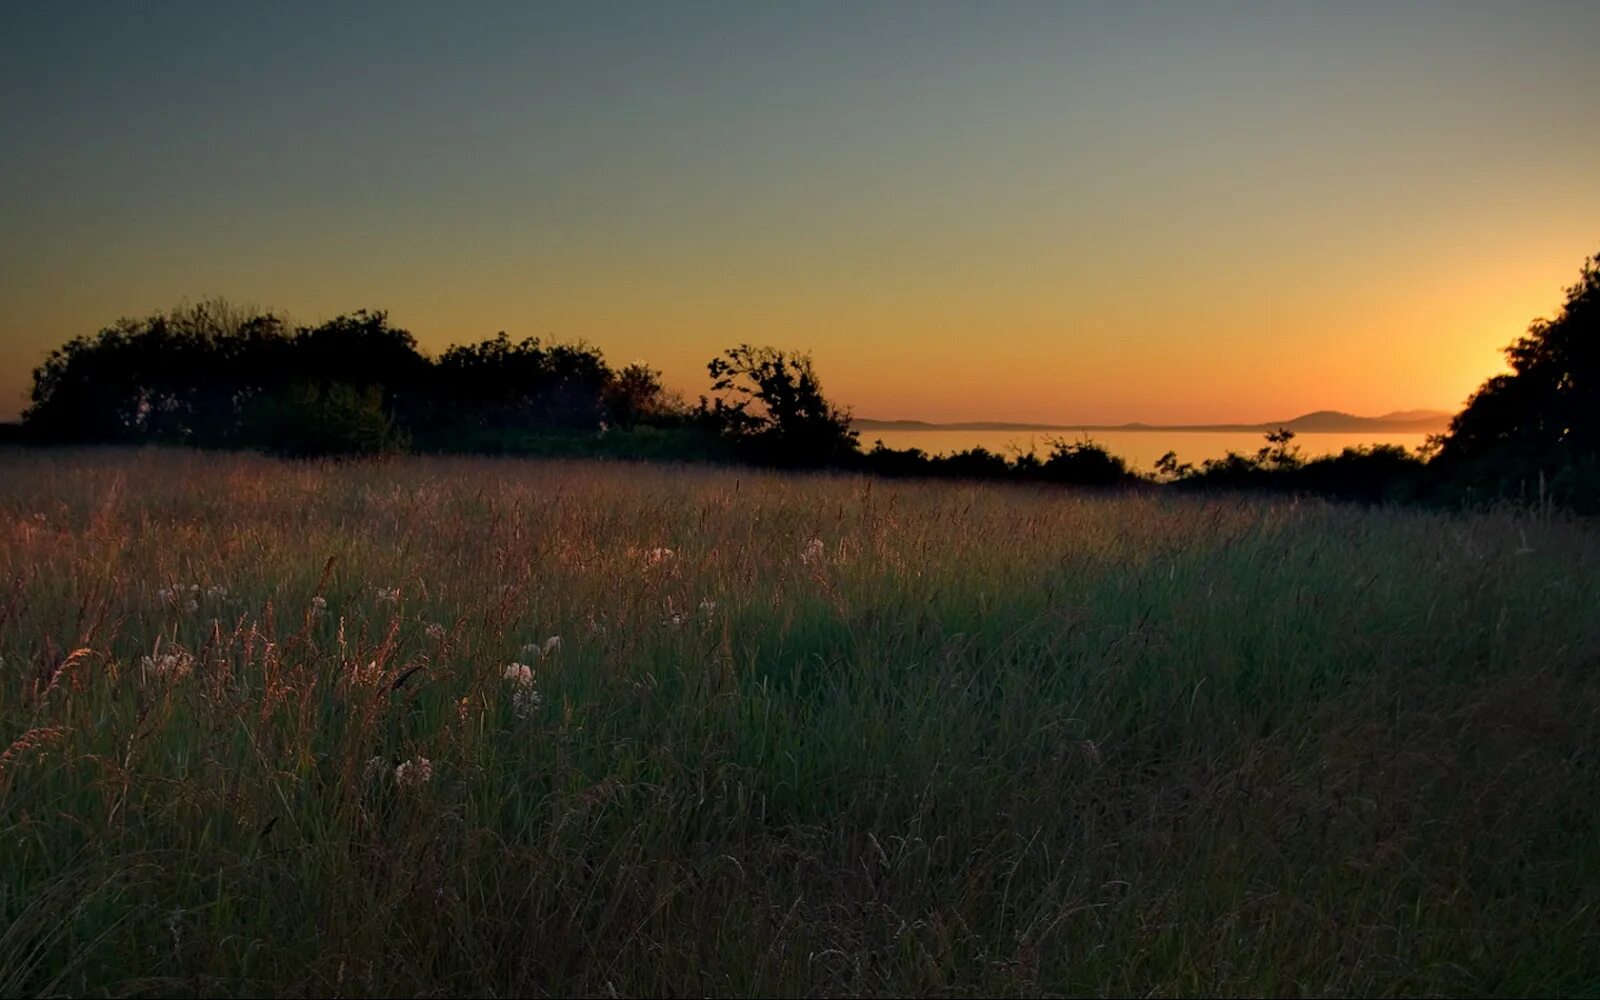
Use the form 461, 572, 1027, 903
702, 345, 858, 466
434, 333, 611, 432
1153, 451, 1196, 480
604, 361, 684, 429
1435, 250, 1600, 508
24, 299, 294, 445
1256, 427, 1302, 470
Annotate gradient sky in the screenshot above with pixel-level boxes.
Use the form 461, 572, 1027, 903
3, 1, 1597, 424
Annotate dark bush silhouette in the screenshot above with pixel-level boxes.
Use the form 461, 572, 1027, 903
1434, 250, 1600, 510
930, 446, 1013, 479
432, 333, 612, 433
858, 441, 935, 478
604, 361, 685, 430
1036, 437, 1138, 486
245, 382, 408, 457
25, 300, 294, 445
1298, 445, 1428, 502
701, 344, 858, 466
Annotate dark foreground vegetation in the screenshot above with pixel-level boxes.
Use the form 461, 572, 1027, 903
17, 249, 1600, 511
1, 451, 1597, 996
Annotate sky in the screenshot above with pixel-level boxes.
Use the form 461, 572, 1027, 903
2, 1, 1597, 424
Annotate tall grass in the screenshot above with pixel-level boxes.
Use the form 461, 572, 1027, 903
1, 448, 1597, 996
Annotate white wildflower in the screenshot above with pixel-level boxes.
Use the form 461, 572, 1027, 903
542, 635, 561, 656
425, 622, 446, 640
310, 595, 327, 618
363, 755, 389, 783
698, 599, 718, 617
141, 649, 195, 680
205, 585, 227, 601
664, 612, 685, 628
503, 662, 542, 718
393, 756, 433, 789
645, 547, 675, 565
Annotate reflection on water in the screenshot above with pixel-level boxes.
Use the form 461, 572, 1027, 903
858, 429, 1433, 473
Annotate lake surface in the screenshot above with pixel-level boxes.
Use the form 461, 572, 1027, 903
857, 428, 1433, 473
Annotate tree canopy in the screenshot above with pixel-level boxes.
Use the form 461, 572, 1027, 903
1436, 251, 1600, 508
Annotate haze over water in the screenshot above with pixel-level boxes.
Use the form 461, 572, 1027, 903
861, 429, 1432, 471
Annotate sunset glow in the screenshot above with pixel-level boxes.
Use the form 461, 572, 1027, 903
3, 2, 1597, 423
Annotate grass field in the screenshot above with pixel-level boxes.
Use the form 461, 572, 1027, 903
1, 448, 1597, 996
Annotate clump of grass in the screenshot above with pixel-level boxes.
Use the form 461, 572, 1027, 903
1, 447, 1597, 996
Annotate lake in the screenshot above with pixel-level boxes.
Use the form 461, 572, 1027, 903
856, 428, 1434, 473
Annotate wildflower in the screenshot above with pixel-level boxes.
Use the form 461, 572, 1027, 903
155, 587, 172, 603
310, 595, 327, 618
513, 685, 543, 718
394, 756, 433, 789
801, 537, 826, 565
664, 612, 685, 628
425, 622, 446, 640
205, 584, 227, 601
504, 662, 542, 718
183, 598, 198, 613
141, 650, 195, 680
363, 755, 389, 783
375, 587, 400, 604
698, 598, 718, 617
645, 547, 675, 565
542, 635, 562, 656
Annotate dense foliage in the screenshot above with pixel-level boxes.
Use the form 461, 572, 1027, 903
17, 245, 1600, 510
1432, 251, 1600, 511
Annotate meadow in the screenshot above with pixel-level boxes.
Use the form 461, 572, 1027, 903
1, 448, 1597, 997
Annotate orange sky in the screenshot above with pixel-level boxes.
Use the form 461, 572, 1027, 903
3, 3, 1597, 424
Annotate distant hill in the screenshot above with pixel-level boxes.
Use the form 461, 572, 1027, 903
852, 410, 1452, 434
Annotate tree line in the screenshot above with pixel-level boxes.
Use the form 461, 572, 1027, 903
18, 248, 1600, 511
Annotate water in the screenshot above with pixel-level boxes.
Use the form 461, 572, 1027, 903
857, 428, 1433, 473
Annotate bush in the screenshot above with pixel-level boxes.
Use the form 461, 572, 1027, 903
244, 383, 408, 457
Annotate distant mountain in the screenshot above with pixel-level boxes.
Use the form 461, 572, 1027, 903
852, 410, 1453, 434
1376, 409, 1452, 424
